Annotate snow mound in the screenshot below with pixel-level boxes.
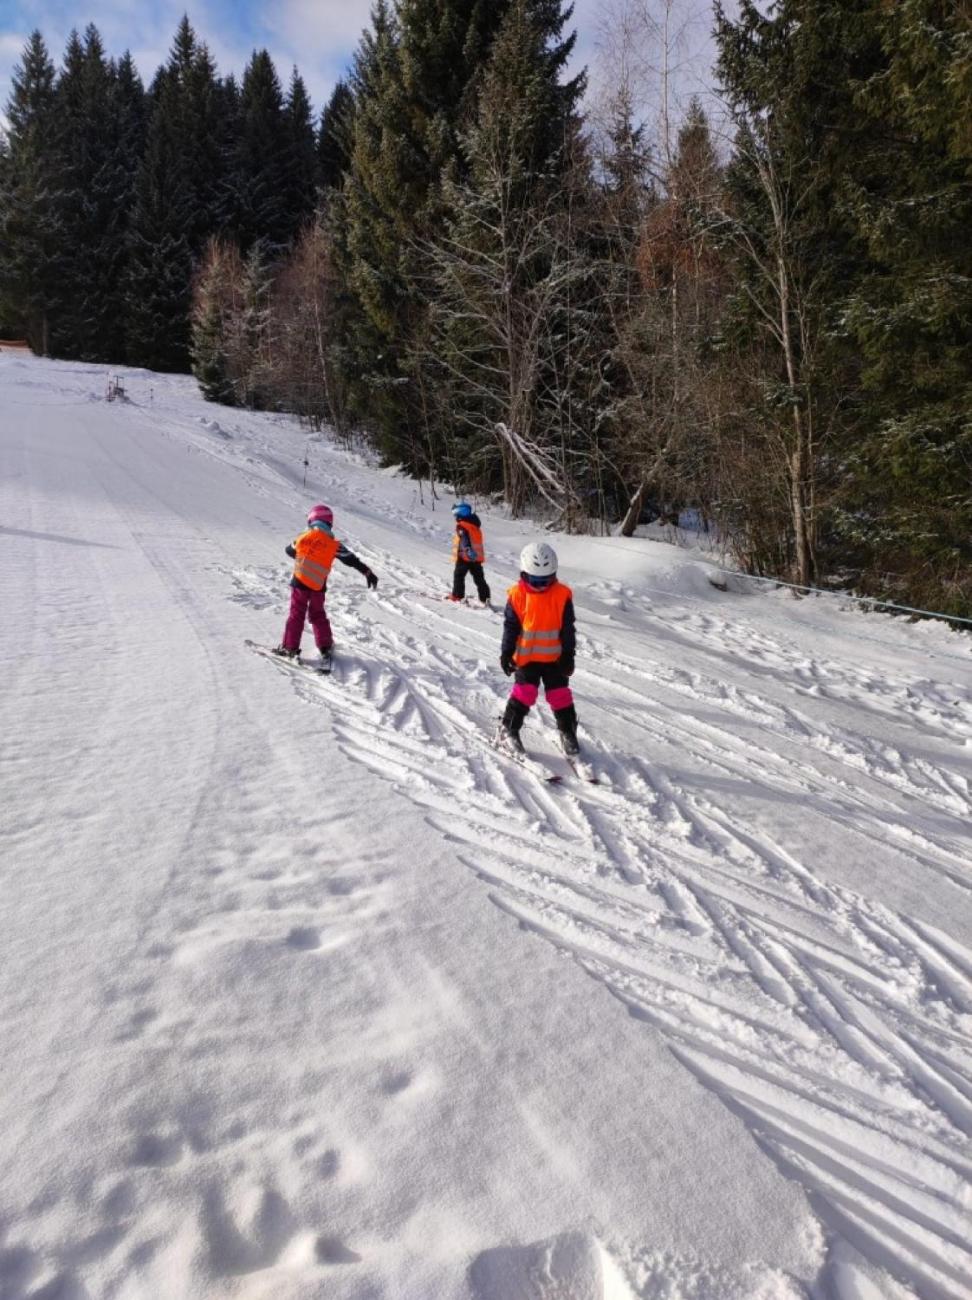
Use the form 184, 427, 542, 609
469, 1231, 635, 1300
196, 416, 231, 438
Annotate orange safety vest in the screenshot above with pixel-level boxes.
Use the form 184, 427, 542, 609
452, 521, 485, 564
292, 528, 341, 590
508, 580, 572, 665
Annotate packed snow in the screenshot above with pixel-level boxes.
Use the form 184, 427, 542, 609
1, 352, 971, 1300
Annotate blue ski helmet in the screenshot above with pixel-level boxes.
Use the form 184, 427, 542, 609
452, 502, 473, 520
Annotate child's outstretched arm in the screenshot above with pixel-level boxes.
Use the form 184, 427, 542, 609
336, 544, 378, 588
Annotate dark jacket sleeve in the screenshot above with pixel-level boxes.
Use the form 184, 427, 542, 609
501, 600, 521, 660
335, 542, 370, 575
560, 598, 576, 658
285, 542, 297, 559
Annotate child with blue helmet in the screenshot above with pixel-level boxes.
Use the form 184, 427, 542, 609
450, 502, 491, 605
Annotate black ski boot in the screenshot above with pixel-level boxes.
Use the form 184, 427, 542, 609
498, 697, 528, 754
554, 705, 580, 757
272, 645, 299, 659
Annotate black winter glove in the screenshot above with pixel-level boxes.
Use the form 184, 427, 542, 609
559, 655, 575, 678
364, 570, 378, 590
500, 654, 515, 677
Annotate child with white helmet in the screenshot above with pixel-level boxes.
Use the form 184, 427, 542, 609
273, 503, 377, 667
498, 541, 579, 755
449, 501, 491, 605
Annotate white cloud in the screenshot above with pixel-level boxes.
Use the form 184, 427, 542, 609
254, 0, 374, 109
260, 0, 374, 54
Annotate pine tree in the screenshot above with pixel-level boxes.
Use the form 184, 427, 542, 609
428, 0, 591, 512
342, 0, 581, 467
181, 39, 227, 249
53, 25, 139, 360
231, 50, 290, 251
124, 18, 231, 369
101, 51, 148, 360
837, 0, 972, 613
125, 67, 195, 370
0, 31, 60, 352
191, 238, 242, 403
282, 69, 318, 233
215, 73, 242, 230
712, 0, 881, 584
317, 79, 355, 193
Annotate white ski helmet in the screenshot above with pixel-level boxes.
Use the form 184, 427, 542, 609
520, 541, 558, 577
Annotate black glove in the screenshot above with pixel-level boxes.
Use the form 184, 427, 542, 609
559, 655, 575, 678
364, 570, 378, 589
500, 654, 515, 677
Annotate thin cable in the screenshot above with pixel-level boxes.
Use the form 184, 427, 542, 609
716, 569, 972, 631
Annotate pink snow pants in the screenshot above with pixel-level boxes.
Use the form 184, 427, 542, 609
282, 585, 332, 651
510, 662, 573, 711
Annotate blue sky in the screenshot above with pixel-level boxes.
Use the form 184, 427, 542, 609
0, 0, 723, 129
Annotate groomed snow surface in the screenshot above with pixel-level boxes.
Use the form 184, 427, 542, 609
1, 353, 971, 1300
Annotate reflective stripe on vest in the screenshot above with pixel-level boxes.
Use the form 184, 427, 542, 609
293, 529, 340, 590
508, 581, 571, 665
452, 521, 485, 564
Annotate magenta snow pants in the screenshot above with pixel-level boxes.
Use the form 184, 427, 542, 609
282, 584, 332, 652
510, 661, 573, 711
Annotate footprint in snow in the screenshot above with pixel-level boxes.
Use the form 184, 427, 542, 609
285, 926, 321, 951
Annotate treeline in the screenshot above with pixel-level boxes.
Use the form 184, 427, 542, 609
2, 2, 970, 616
0, 17, 319, 369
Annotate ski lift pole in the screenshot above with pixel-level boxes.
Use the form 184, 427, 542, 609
302, 441, 310, 488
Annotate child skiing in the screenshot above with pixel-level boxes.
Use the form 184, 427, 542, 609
498, 542, 580, 756
273, 504, 377, 668
450, 502, 491, 605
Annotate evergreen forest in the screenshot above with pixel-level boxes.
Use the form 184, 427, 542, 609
1, 2, 970, 616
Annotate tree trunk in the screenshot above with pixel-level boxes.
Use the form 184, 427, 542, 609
776, 252, 811, 587
620, 479, 649, 536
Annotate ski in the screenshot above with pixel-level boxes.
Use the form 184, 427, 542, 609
245, 639, 332, 675
419, 593, 495, 611
566, 755, 600, 784
490, 724, 562, 783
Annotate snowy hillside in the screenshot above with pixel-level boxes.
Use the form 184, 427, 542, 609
1, 352, 971, 1300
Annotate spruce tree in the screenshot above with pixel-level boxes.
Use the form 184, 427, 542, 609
837, 0, 972, 613
713, 0, 881, 584
282, 69, 319, 233
100, 51, 148, 361
53, 25, 137, 360
215, 74, 242, 230
124, 19, 230, 369
317, 80, 355, 193
191, 238, 241, 404
231, 51, 290, 251
0, 31, 60, 352
342, 0, 580, 466
125, 67, 195, 370
429, 0, 591, 509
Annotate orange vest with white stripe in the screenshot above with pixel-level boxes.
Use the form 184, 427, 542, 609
292, 528, 341, 590
508, 580, 572, 665
452, 521, 485, 564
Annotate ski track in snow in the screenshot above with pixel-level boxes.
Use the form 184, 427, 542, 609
231, 525, 972, 1300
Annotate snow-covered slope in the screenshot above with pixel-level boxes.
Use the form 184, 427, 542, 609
1, 353, 970, 1300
